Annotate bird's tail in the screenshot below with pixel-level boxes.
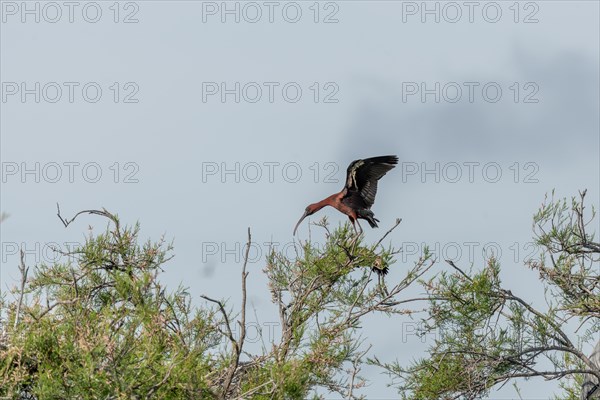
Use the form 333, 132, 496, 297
358, 209, 379, 228
372, 265, 389, 276
371, 256, 388, 276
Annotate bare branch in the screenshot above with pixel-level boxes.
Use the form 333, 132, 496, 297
204, 228, 252, 399
347, 344, 371, 399
200, 295, 236, 346
445, 259, 473, 282
56, 203, 117, 229
13, 249, 29, 329
374, 217, 402, 249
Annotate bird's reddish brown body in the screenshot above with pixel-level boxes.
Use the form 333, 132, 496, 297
293, 155, 398, 236
309, 192, 359, 221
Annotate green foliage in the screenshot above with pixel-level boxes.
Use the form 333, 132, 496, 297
1, 214, 218, 399
0, 211, 429, 399
372, 191, 600, 399
530, 190, 599, 319
260, 219, 432, 398
5, 192, 594, 399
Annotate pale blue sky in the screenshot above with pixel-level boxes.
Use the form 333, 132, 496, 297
1, 1, 599, 398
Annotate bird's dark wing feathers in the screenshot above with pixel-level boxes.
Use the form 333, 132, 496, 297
342, 155, 398, 208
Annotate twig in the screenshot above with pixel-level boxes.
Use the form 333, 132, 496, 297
445, 259, 473, 282
146, 360, 176, 398
233, 378, 274, 399
56, 203, 116, 229
200, 295, 236, 345
347, 344, 372, 399
374, 218, 402, 249
204, 228, 252, 399
13, 249, 29, 329
346, 269, 373, 325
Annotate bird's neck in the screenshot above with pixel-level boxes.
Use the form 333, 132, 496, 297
312, 193, 341, 211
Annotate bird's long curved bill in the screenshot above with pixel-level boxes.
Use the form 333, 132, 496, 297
293, 211, 309, 236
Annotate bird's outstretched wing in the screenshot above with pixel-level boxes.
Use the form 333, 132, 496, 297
342, 155, 398, 209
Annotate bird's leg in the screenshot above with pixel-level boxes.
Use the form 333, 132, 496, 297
351, 219, 359, 236
347, 218, 358, 247
356, 220, 363, 236
348, 218, 362, 248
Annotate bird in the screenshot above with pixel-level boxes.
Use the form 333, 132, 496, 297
293, 155, 398, 237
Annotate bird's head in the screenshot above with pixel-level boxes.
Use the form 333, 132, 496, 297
293, 203, 319, 236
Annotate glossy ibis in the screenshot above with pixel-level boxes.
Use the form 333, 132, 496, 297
293, 155, 398, 236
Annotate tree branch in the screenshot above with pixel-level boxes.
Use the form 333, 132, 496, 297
56, 203, 118, 229
13, 249, 29, 329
